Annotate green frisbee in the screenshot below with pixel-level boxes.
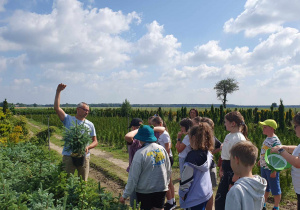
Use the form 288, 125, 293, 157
265, 148, 291, 172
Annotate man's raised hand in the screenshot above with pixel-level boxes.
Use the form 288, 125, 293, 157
57, 83, 67, 92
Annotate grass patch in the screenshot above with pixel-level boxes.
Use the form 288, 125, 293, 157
27, 118, 47, 128
27, 118, 46, 133
50, 134, 64, 147
95, 143, 129, 162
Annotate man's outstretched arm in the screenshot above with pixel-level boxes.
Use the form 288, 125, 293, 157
54, 83, 67, 121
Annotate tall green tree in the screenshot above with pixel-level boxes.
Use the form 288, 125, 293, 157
3, 99, 8, 114
176, 110, 180, 122
168, 109, 173, 121
271, 102, 277, 108
278, 99, 285, 131
214, 78, 239, 108
10, 104, 16, 115
219, 105, 224, 125
121, 99, 132, 117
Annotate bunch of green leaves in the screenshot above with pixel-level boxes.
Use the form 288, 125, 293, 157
62, 121, 92, 156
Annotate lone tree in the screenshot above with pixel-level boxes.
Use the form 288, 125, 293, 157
214, 78, 239, 108
271, 102, 278, 108
121, 99, 132, 117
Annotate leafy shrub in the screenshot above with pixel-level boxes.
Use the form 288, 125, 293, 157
33, 126, 56, 145
0, 142, 129, 209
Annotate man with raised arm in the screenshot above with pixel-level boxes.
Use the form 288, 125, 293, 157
54, 83, 98, 181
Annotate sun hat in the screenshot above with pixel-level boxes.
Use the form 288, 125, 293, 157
134, 125, 157, 143
128, 118, 143, 128
264, 149, 291, 172
259, 119, 277, 130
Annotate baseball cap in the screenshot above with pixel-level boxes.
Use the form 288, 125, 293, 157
128, 118, 143, 128
259, 119, 277, 130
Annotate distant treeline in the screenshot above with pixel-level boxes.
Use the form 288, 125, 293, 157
2, 102, 300, 108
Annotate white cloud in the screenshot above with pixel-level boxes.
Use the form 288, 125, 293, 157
42, 69, 104, 84
1, 0, 300, 105
144, 82, 164, 89
184, 41, 231, 65
0, 0, 141, 72
257, 65, 300, 88
110, 69, 144, 80
251, 28, 300, 65
0, 32, 22, 51
230, 46, 251, 64
14, 78, 31, 85
224, 0, 300, 37
0, 54, 28, 72
133, 21, 182, 67
181, 65, 220, 79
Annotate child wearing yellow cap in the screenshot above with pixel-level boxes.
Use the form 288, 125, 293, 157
258, 119, 282, 210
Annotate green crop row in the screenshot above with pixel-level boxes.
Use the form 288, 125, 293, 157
20, 104, 298, 198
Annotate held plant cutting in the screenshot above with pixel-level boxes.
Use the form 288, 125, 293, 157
62, 121, 92, 158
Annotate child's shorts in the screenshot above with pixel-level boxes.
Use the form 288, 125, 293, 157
186, 201, 208, 210
261, 167, 281, 195
136, 191, 167, 210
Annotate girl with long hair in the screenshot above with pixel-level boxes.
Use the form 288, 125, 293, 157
215, 111, 248, 210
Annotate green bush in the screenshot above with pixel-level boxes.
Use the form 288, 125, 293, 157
0, 142, 129, 209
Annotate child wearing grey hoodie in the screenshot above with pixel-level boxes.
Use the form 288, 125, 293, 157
179, 123, 215, 209
225, 141, 267, 210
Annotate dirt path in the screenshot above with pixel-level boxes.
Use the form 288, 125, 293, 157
27, 121, 128, 171
27, 121, 126, 197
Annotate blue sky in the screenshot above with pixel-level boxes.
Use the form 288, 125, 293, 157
0, 0, 300, 105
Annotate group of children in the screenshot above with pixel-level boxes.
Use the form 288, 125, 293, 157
119, 109, 300, 210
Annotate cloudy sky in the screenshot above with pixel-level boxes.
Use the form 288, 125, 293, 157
0, 0, 300, 105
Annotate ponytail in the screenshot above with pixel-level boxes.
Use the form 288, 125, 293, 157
241, 123, 249, 141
